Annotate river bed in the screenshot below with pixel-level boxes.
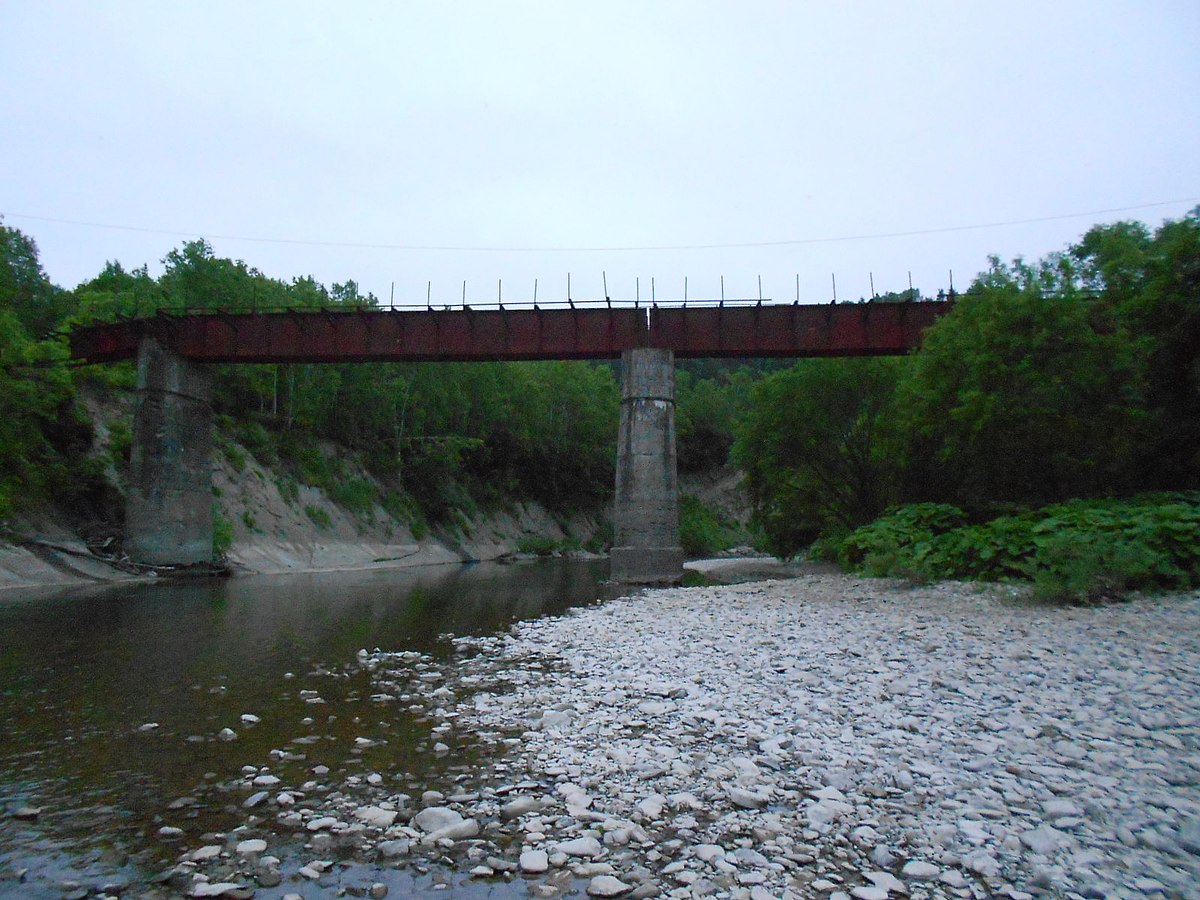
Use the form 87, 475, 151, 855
0, 559, 609, 898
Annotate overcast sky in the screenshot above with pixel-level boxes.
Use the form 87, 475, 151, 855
3, 1, 1198, 307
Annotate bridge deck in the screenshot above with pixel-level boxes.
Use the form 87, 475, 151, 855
67, 301, 950, 364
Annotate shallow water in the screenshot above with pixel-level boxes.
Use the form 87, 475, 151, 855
0, 559, 608, 897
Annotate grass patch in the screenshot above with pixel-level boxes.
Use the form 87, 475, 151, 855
304, 505, 333, 530
517, 535, 583, 556
330, 477, 377, 518
212, 510, 233, 560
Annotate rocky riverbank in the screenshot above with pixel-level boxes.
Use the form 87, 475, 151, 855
166, 574, 1200, 899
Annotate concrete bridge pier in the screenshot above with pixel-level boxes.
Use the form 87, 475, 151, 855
610, 347, 685, 584
125, 337, 214, 565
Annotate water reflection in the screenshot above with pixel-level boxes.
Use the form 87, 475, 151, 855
0, 559, 607, 897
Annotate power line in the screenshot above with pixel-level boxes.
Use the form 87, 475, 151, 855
3, 198, 1197, 254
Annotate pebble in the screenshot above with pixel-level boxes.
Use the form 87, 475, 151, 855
179, 576, 1200, 899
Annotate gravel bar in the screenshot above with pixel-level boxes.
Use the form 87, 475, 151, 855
182, 575, 1200, 899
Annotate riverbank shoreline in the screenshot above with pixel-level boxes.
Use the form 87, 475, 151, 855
167, 573, 1200, 899
0, 500, 605, 594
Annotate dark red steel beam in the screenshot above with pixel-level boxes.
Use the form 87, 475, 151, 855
66, 302, 951, 364
649, 300, 949, 358
67, 308, 652, 364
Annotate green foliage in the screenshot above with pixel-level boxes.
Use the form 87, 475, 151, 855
409, 515, 430, 541
0, 222, 71, 338
278, 432, 339, 489
329, 477, 378, 518
304, 505, 333, 529
830, 495, 1200, 602
584, 520, 614, 553
738, 208, 1200, 560
895, 260, 1147, 505
275, 475, 300, 505
516, 535, 582, 555
241, 510, 258, 531
679, 494, 740, 558
106, 419, 132, 466
222, 441, 247, 473
212, 511, 233, 560
236, 420, 277, 465
832, 503, 968, 572
675, 368, 754, 472
734, 357, 905, 558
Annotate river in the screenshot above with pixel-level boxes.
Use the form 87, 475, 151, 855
0, 558, 609, 898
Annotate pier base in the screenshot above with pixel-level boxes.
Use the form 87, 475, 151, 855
125, 338, 213, 565
610, 347, 684, 584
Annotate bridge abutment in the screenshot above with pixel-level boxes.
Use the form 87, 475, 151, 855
125, 338, 214, 565
610, 347, 684, 584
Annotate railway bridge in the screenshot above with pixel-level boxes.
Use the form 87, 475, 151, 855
68, 299, 950, 582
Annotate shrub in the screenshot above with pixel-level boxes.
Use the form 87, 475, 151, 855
517, 535, 578, 556
304, 505, 333, 529
212, 510, 233, 560
237, 420, 277, 465
330, 477, 377, 517
106, 419, 132, 465
584, 520, 614, 554
679, 494, 740, 558
275, 476, 300, 505
831, 494, 1200, 601
834, 503, 966, 570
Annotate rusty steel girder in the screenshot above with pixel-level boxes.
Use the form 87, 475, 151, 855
650, 301, 947, 358
66, 301, 950, 364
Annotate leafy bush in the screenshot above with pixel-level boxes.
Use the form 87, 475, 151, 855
517, 535, 582, 555
278, 433, 339, 489
106, 418, 132, 465
833, 503, 967, 571
304, 505, 333, 529
330, 477, 377, 518
584, 520, 614, 554
212, 510, 233, 560
831, 494, 1200, 602
679, 494, 740, 558
236, 420, 277, 465
275, 475, 300, 505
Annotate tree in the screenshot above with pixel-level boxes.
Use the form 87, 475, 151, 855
1073, 209, 1200, 487
0, 221, 70, 338
894, 256, 1147, 506
734, 357, 905, 556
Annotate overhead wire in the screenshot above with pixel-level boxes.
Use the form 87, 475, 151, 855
2, 198, 1197, 254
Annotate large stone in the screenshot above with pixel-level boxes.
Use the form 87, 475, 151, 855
412, 806, 463, 833
520, 849, 549, 873
587, 875, 632, 897
354, 806, 398, 828
556, 836, 604, 858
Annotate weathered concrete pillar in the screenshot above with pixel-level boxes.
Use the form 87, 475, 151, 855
125, 337, 213, 565
611, 347, 684, 583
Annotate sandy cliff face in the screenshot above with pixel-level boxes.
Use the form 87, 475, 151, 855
213, 443, 598, 576
1, 385, 602, 589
